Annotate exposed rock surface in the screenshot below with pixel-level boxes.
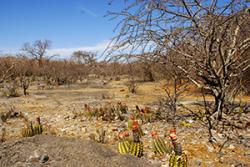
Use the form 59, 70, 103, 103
0, 135, 158, 167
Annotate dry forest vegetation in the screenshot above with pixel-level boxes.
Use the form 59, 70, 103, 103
1, 1, 250, 167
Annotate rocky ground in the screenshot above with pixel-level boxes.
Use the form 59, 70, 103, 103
0, 135, 158, 167
0, 80, 249, 167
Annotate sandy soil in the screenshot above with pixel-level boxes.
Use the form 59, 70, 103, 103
0, 79, 249, 167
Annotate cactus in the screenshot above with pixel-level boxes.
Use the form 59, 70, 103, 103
129, 122, 143, 157
130, 141, 143, 157
84, 104, 95, 120
118, 140, 131, 154
117, 101, 128, 114
21, 117, 43, 137
127, 114, 135, 129
141, 112, 153, 123
33, 117, 43, 134
117, 130, 131, 154
96, 127, 106, 143
33, 124, 43, 134
169, 153, 187, 167
21, 122, 35, 137
128, 116, 144, 137
151, 131, 171, 156
169, 129, 187, 167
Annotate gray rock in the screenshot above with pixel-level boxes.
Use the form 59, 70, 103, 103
40, 154, 49, 163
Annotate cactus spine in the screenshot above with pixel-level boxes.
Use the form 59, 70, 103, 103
129, 121, 143, 157
151, 131, 170, 156
169, 129, 187, 167
33, 124, 43, 134
21, 117, 43, 137
118, 130, 131, 154
169, 153, 187, 167
33, 117, 43, 135
21, 122, 34, 137
130, 141, 143, 157
118, 140, 131, 154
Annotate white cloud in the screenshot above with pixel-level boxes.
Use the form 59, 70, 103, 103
0, 41, 111, 59
47, 40, 110, 58
0, 48, 19, 55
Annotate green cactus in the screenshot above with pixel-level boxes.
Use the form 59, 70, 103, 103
152, 138, 170, 155
151, 131, 171, 156
21, 117, 43, 137
169, 153, 187, 167
21, 128, 33, 137
118, 140, 131, 154
21, 122, 35, 137
33, 124, 43, 135
169, 129, 187, 167
117, 130, 131, 154
129, 127, 143, 157
128, 118, 144, 137
129, 141, 143, 157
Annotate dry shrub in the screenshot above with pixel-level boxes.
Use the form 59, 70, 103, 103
2, 82, 19, 98
126, 80, 138, 94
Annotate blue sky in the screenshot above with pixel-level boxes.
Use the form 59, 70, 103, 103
0, 0, 123, 57
1, 0, 248, 57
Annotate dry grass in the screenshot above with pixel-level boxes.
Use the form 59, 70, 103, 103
0, 79, 249, 166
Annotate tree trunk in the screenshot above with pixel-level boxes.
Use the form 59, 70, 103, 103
214, 92, 225, 121
38, 59, 43, 67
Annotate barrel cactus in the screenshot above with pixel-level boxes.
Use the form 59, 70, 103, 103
169, 129, 187, 167
117, 130, 131, 154
21, 117, 43, 137
33, 117, 43, 135
129, 121, 143, 157
21, 122, 34, 137
151, 131, 171, 156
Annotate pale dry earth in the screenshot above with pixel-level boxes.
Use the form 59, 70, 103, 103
0, 79, 249, 167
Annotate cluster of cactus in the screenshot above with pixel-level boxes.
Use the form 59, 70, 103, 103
83, 102, 128, 122
102, 104, 116, 122
83, 102, 178, 123
88, 127, 107, 143
151, 131, 171, 156
135, 105, 153, 123
21, 117, 43, 137
116, 101, 128, 114
84, 104, 101, 120
117, 124, 187, 166
118, 120, 144, 157
169, 129, 187, 167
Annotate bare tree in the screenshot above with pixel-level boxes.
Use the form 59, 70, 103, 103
0, 56, 15, 83
71, 51, 96, 65
163, 73, 189, 127
106, 0, 250, 121
22, 40, 52, 67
